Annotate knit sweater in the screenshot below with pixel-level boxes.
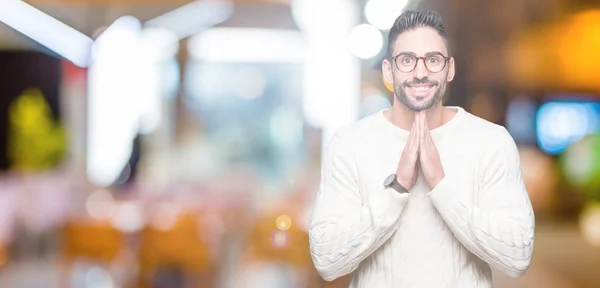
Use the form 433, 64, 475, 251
309, 106, 535, 288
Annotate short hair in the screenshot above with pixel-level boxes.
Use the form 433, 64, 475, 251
387, 10, 449, 57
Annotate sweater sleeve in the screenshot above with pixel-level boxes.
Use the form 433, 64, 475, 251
427, 127, 534, 278
309, 132, 410, 281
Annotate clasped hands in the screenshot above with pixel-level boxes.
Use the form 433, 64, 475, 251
396, 111, 445, 190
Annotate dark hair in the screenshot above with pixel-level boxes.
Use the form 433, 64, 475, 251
387, 10, 449, 57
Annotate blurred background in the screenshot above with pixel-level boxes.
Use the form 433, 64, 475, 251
0, 0, 599, 287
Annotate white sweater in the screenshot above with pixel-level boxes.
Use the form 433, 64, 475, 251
309, 107, 535, 288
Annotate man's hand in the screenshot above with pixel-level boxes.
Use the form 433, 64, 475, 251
417, 111, 445, 189
395, 118, 419, 190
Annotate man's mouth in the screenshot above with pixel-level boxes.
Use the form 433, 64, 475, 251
406, 84, 435, 96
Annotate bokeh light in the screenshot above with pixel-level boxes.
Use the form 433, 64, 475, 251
275, 215, 292, 231
86, 189, 115, 220
270, 230, 290, 249
536, 102, 599, 155
348, 24, 383, 59
580, 202, 600, 248
519, 146, 558, 213
360, 92, 391, 118
85, 266, 114, 288
150, 202, 180, 231
364, 0, 409, 30
561, 134, 600, 199
109, 201, 144, 233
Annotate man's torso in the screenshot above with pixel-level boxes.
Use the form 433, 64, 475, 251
342, 111, 498, 287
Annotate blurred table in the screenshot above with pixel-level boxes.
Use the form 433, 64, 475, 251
0, 221, 597, 288
493, 222, 600, 288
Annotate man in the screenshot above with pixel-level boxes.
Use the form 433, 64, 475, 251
308, 10, 535, 287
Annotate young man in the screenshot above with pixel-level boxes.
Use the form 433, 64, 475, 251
308, 10, 534, 287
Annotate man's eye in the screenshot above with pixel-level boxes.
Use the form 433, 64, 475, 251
401, 57, 414, 64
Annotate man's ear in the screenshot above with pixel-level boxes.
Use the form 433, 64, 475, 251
382, 58, 394, 84
446, 57, 455, 82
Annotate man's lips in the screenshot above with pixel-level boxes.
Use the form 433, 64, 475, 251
405, 84, 435, 96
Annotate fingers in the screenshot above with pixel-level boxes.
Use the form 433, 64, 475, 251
418, 111, 427, 147
407, 115, 418, 150
400, 117, 418, 166
408, 119, 419, 162
409, 116, 417, 141
421, 111, 429, 130
426, 125, 435, 150
419, 111, 436, 151
413, 128, 420, 156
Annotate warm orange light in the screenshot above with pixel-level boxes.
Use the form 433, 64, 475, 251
0, 245, 6, 267
506, 10, 600, 92
506, 26, 555, 89
382, 74, 394, 92
555, 10, 600, 89
275, 215, 292, 231
518, 146, 558, 214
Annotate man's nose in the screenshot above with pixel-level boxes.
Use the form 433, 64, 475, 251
413, 58, 429, 79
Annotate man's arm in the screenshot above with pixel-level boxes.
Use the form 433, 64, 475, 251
309, 132, 409, 281
427, 127, 535, 278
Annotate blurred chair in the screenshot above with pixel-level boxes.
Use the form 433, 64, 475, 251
249, 216, 311, 266
234, 211, 322, 288
137, 212, 216, 288
0, 242, 7, 269
240, 208, 351, 288
60, 220, 126, 287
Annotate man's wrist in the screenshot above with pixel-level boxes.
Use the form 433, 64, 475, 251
428, 172, 445, 190
392, 181, 409, 193
384, 174, 409, 193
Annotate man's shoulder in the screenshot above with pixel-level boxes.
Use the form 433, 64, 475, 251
462, 111, 510, 139
461, 111, 516, 153
331, 111, 382, 142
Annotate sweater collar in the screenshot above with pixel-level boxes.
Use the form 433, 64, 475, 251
376, 106, 466, 143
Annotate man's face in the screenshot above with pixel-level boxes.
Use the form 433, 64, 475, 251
383, 27, 455, 111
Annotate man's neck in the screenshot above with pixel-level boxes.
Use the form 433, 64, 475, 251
386, 103, 446, 131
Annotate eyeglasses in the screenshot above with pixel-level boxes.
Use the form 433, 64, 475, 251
391, 52, 449, 73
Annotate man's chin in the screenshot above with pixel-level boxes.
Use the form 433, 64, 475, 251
404, 96, 436, 111
405, 103, 428, 112
407, 95, 433, 105
404, 85, 436, 97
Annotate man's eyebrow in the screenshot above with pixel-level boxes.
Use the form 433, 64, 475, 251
395, 51, 416, 57
394, 51, 445, 56
424, 51, 445, 56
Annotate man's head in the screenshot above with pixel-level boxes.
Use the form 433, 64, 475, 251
382, 10, 455, 112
